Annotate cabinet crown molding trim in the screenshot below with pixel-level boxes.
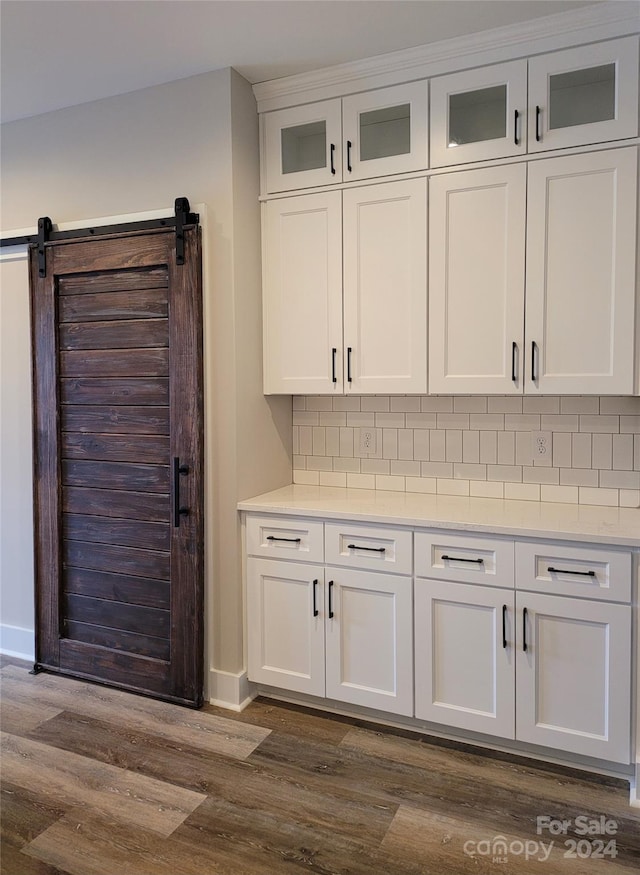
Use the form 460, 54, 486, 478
253, 4, 639, 112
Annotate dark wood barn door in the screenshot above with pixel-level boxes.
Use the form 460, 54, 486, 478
29, 227, 203, 706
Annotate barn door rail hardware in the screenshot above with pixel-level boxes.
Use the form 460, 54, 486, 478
0, 197, 199, 276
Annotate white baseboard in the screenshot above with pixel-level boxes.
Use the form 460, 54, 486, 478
0, 624, 34, 662
630, 763, 640, 807
208, 667, 256, 711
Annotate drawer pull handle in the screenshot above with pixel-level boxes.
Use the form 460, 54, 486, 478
531, 340, 538, 382
347, 139, 353, 173
266, 536, 301, 544
330, 143, 336, 174
312, 579, 319, 617
347, 347, 353, 383
514, 109, 520, 146
535, 105, 541, 142
547, 566, 595, 577
347, 544, 385, 553
328, 580, 334, 619
441, 555, 483, 564
332, 347, 337, 383
523, 607, 528, 652
511, 341, 517, 383
502, 604, 507, 649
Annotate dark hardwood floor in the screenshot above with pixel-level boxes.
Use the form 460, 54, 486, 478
1, 656, 639, 874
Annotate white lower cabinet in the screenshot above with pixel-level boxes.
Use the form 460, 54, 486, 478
245, 513, 633, 767
247, 558, 325, 696
325, 567, 413, 715
246, 521, 414, 716
515, 592, 631, 764
414, 580, 515, 738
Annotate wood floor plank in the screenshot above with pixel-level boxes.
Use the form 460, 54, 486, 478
1, 844, 68, 875
0, 698, 63, 735
23, 813, 307, 875
341, 726, 640, 822
209, 696, 352, 745
379, 805, 640, 875
1, 666, 270, 758
27, 710, 395, 846
1, 782, 66, 850
0, 732, 205, 838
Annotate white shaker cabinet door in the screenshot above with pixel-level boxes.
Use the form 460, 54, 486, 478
429, 164, 526, 394
262, 192, 343, 394
342, 179, 427, 394
247, 559, 325, 696
415, 580, 515, 738
515, 592, 631, 764
325, 567, 413, 716
525, 148, 638, 395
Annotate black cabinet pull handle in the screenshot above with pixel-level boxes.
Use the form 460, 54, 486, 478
330, 143, 336, 175
173, 457, 190, 527
511, 341, 517, 383
313, 579, 319, 617
548, 566, 596, 577
441, 555, 484, 564
531, 340, 538, 382
266, 535, 301, 543
523, 607, 528, 652
535, 106, 541, 142
502, 604, 507, 649
347, 347, 352, 383
347, 140, 352, 172
332, 347, 337, 383
347, 544, 386, 553
328, 580, 334, 618
514, 109, 519, 146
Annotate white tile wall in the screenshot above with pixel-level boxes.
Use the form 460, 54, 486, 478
292, 396, 640, 507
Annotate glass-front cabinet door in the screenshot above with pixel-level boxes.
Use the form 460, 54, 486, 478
342, 81, 428, 180
528, 37, 639, 152
430, 61, 527, 167
263, 99, 342, 193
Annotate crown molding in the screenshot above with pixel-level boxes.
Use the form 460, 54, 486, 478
253, 3, 640, 112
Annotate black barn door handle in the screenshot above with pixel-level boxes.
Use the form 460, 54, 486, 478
173, 457, 190, 527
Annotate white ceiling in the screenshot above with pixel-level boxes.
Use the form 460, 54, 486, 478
0, 0, 616, 124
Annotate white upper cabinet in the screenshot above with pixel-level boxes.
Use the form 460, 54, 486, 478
262, 192, 343, 394
428, 164, 526, 394
342, 82, 429, 181
262, 83, 428, 194
263, 99, 342, 193
528, 37, 639, 152
525, 147, 638, 395
263, 179, 427, 394
430, 60, 527, 167
343, 179, 428, 394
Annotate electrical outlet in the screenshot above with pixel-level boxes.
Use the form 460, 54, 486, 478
531, 431, 552, 463
359, 428, 377, 455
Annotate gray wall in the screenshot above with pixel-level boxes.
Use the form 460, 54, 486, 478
0, 68, 292, 691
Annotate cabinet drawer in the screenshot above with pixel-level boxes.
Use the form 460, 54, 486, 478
515, 542, 631, 602
415, 531, 514, 588
325, 523, 412, 575
246, 515, 323, 563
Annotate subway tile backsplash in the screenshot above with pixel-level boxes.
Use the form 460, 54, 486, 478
292, 395, 640, 507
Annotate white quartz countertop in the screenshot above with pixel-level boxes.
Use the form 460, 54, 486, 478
238, 485, 640, 548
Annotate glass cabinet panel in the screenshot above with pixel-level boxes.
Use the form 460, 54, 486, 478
263, 98, 342, 194
359, 104, 411, 161
430, 60, 527, 167
548, 64, 615, 130
448, 85, 507, 147
343, 82, 428, 181
528, 37, 638, 152
281, 121, 327, 174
